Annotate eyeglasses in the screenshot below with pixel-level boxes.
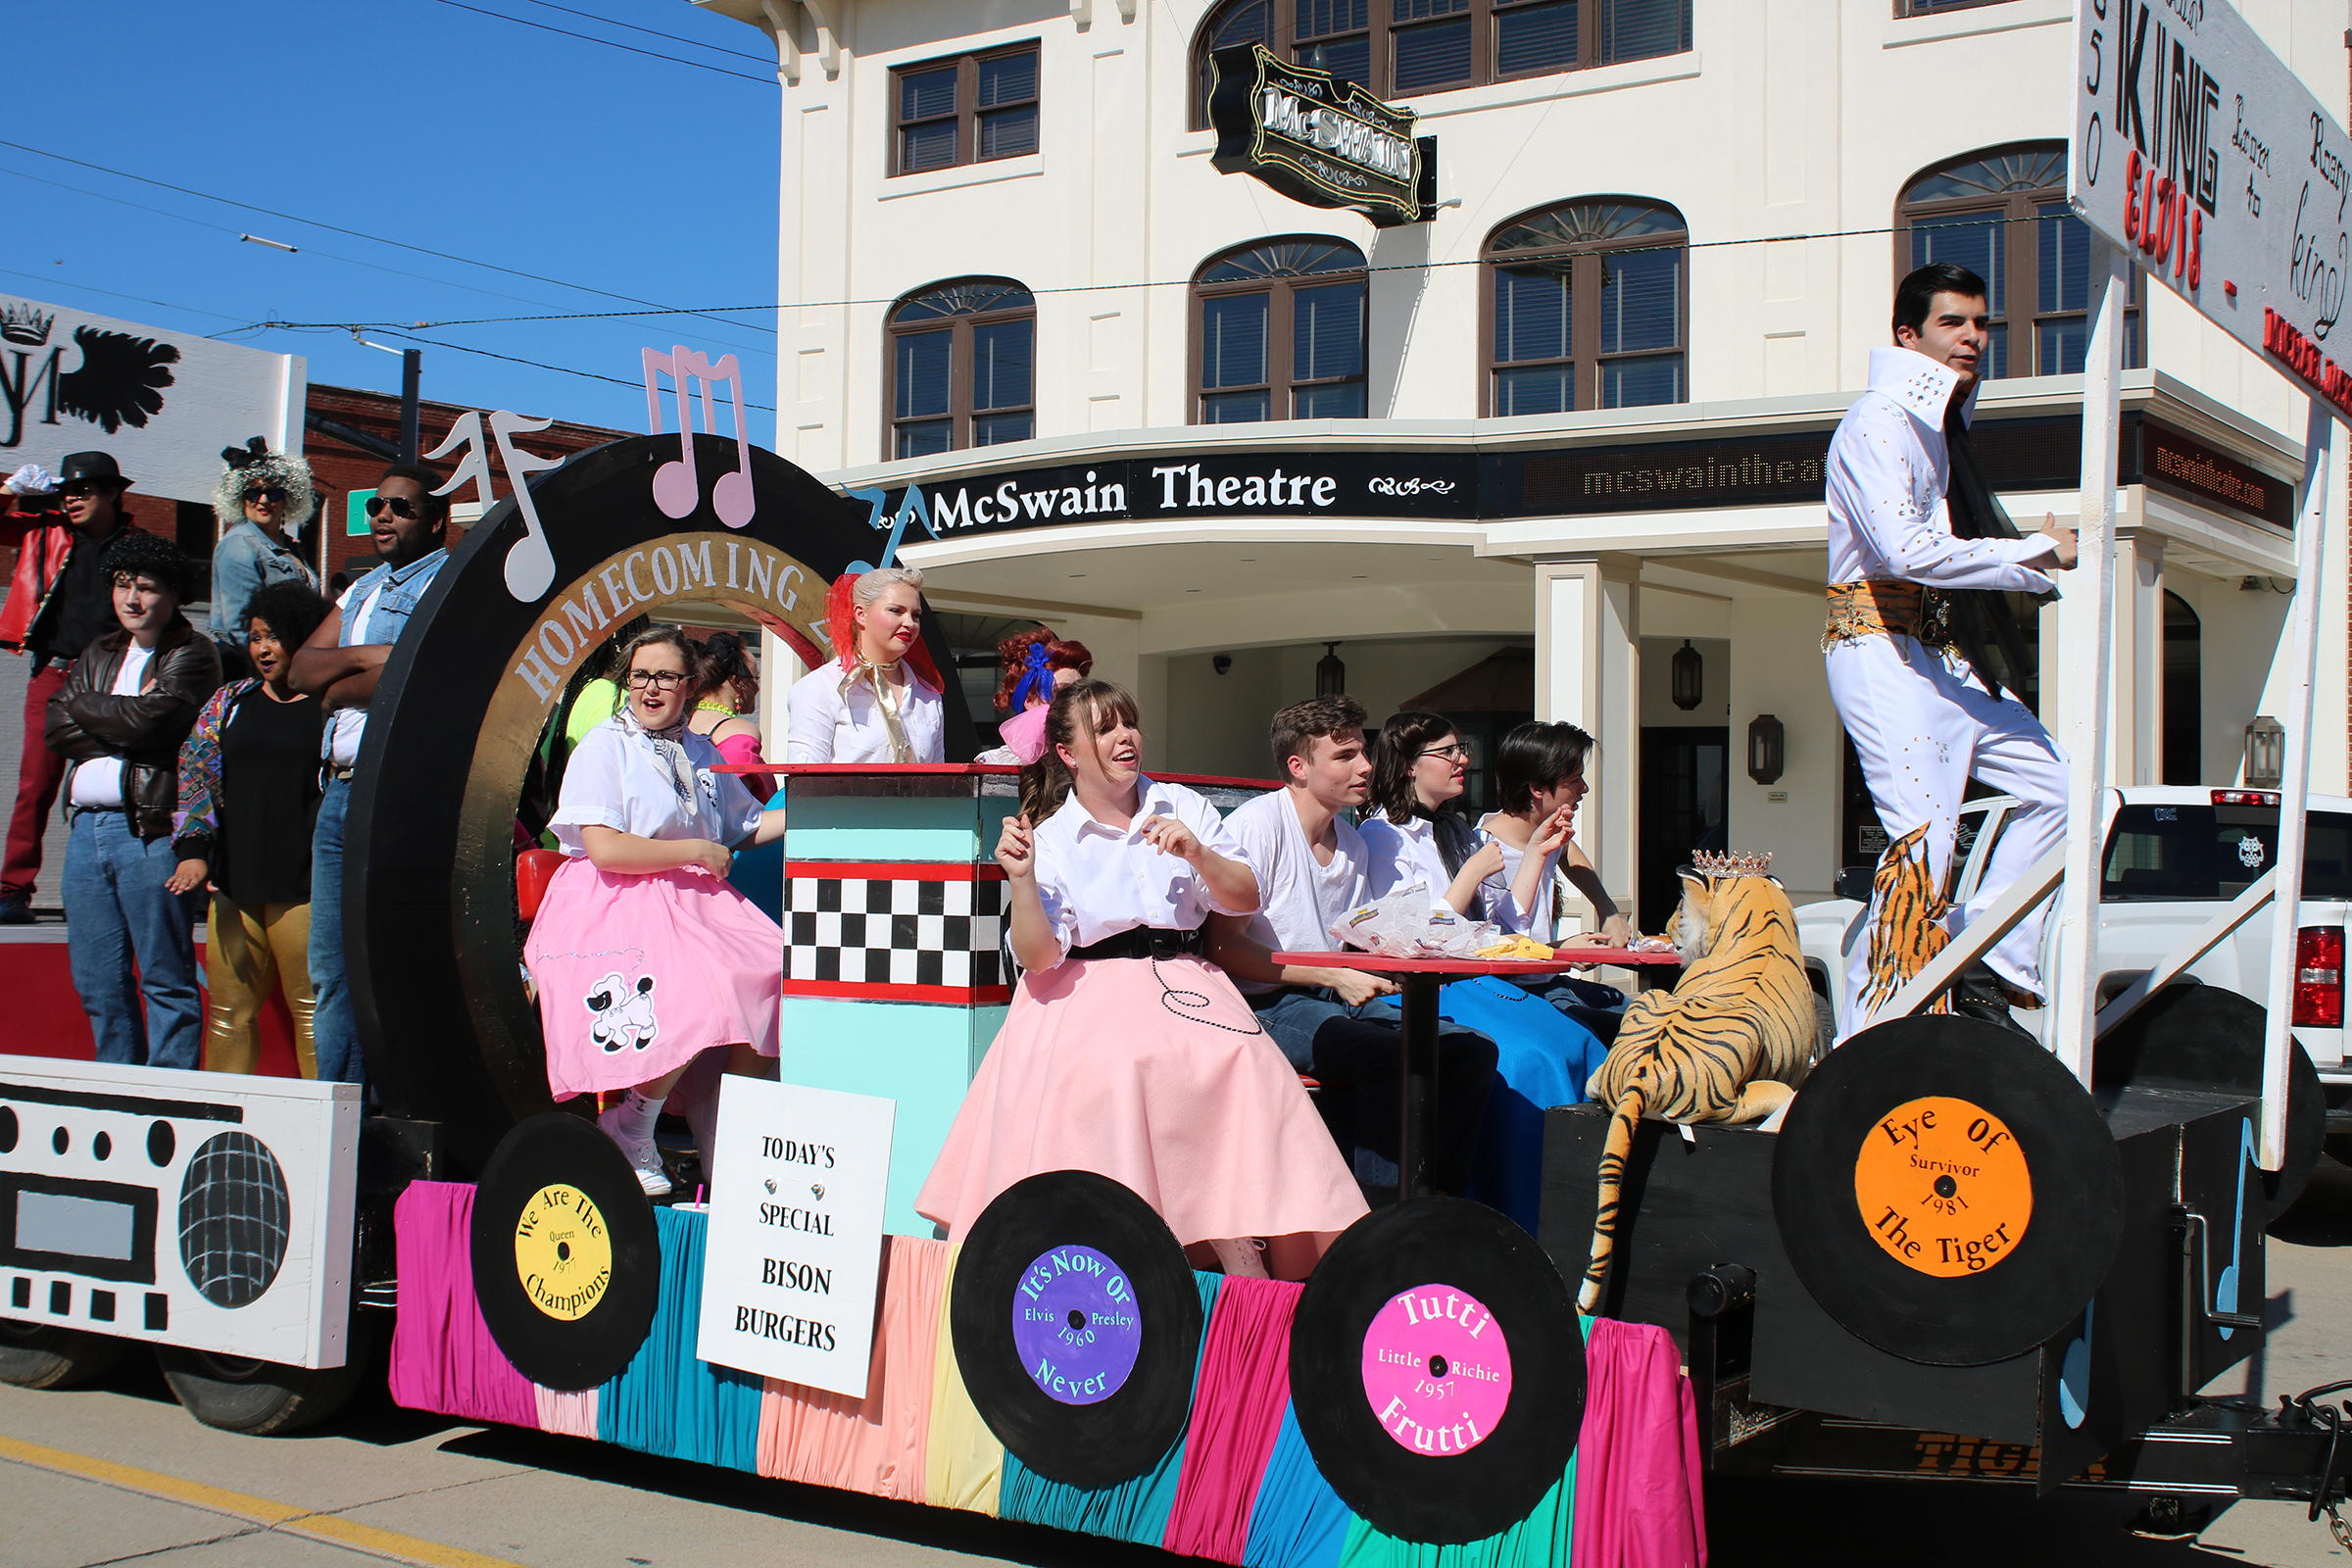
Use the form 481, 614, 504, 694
625, 669, 690, 690
1417, 744, 1471, 762
243, 485, 288, 503
364, 495, 421, 519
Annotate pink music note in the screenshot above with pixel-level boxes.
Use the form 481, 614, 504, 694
643, 345, 757, 529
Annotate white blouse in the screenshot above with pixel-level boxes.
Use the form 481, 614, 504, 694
549, 720, 765, 858
785, 662, 946, 764
1032, 776, 1257, 963
1359, 811, 1472, 914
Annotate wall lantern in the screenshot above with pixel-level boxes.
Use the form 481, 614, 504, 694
1746, 713, 1786, 786
1316, 642, 1347, 696
1671, 639, 1703, 711
2244, 714, 2286, 788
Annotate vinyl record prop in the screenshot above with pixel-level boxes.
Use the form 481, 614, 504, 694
470, 1112, 662, 1391
2093, 982, 2324, 1221
1290, 1199, 1584, 1544
1773, 1015, 2124, 1367
948, 1170, 1203, 1490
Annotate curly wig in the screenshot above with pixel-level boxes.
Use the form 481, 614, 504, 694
991, 627, 1093, 713
100, 532, 197, 601
213, 445, 318, 531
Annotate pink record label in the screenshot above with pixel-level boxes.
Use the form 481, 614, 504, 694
1359, 1283, 1512, 1456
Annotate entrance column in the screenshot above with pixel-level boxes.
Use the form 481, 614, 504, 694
1534, 555, 1641, 924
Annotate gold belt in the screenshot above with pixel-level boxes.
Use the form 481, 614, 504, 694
1824, 580, 1956, 652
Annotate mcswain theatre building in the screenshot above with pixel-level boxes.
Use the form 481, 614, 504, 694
698, 0, 2348, 929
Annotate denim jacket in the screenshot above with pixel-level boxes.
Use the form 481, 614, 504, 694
208, 522, 318, 643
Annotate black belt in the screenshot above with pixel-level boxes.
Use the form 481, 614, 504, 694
1068, 926, 1202, 961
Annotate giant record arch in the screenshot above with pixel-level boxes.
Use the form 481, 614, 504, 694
346, 432, 977, 1175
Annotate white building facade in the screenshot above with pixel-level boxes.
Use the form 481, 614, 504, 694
701, 0, 2349, 927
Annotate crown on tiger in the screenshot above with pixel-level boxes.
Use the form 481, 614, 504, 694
1690, 850, 1773, 878
0, 304, 54, 347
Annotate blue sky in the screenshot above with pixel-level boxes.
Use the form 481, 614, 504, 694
6, 0, 783, 443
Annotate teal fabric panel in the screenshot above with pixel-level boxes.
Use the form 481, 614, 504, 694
597, 1205, 763, 1471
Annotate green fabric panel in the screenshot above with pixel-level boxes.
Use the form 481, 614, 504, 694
1334, 1461, 1575, 1568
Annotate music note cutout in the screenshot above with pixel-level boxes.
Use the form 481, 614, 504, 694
425, 409, 561, 604
643, 344, 757, 529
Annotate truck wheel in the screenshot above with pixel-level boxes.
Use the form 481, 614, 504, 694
0, 1320, 132, 1390
157, 1319, 377, 1436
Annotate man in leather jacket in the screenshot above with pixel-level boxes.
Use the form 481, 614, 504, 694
45, 533, 222, 1067
1, 452, 147, 924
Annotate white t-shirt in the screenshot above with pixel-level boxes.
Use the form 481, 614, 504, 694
548, 719, 765, 858
1359, 811, 1466, 911
1479, 814, 1561, 942
1220, 790, 1372, 995
1032, 775, 1256, 964
785, 662, 946, 764
67, 644, 157, 809
325, 579, 383, 769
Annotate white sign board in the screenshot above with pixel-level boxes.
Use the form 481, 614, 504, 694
0, 1054, 360, 1368
695, 1078, 894, 1398
2071, 0, 2352, 421
0, 295, 307, 504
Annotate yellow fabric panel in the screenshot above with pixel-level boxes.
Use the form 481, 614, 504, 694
922, 1242, 1004, 1515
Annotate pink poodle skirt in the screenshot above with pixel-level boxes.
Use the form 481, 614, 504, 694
527, 858, 783, 1099
915, 954, 1367, 1248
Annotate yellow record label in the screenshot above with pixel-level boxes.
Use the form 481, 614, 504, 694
1851, 1097, 2033, 1279
513, 1182, 613, 1321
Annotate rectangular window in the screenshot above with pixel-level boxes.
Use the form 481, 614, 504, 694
1911, 211, 2008, 378
1393, 15, 1473, 90
1494, 364, 1574, 415
894, 46, 1039, 176
1494, 263, 1569, 363
894, 331, 953, 458
1203, 294, 1271, 391
1599, 0, 1690, 62
1496, 0, 1578, 74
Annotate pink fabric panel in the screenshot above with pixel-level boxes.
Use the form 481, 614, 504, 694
756, 1235, 948, 1499
535, 1386, 599, 1438
1571, 1318, 1706, 1568
1162, 1276, 1302, 1565
386, 1181, 540, 1428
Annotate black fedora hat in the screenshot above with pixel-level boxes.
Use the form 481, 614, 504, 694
57, 452, 129, 487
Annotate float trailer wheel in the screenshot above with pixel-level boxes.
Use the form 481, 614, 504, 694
0, 1319, 133, 1391
157, 1315, 381, 1437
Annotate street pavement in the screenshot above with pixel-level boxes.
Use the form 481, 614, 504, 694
6, 1166, 2352, 1568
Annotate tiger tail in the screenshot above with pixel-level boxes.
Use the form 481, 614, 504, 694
1578, 1074, 1650, 1315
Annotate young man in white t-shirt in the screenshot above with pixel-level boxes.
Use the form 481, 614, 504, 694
1206, 695, 1496, 1198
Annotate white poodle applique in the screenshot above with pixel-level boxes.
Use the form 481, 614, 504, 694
585, 971, 659, 1053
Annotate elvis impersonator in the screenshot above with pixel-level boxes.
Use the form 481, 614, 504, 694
1826, 262, 2080, 1040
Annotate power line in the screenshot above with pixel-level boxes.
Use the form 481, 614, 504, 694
359, 325, 780, 413
0, 137, 779, 345
0, 267, 252, 327
420, 0, 773, 84
508, 0, 775, 64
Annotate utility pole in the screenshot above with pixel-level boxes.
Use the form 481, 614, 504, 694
399, 349, 421, 464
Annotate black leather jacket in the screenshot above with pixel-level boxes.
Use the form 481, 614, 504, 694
45, 615, 224, 841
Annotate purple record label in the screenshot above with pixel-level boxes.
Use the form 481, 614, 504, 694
1010, 1245, 1144, 1406
1360, 1283, 1513, 1456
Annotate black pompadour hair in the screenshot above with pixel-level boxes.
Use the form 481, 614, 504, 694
1893, 262, 1990, 339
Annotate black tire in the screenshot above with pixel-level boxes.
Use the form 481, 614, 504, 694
0, 1319, 133, 1391
158, 1315, 379, 1436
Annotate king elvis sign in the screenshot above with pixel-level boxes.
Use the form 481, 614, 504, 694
1207, 44, 1432, 227
2071, 0, 2352, 421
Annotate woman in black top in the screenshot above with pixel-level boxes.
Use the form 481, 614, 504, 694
169, 582, 332, 1076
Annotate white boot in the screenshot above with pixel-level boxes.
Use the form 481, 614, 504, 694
597, 1099, 671, 1198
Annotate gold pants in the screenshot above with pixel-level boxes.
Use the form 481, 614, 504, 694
203, 894, 318, 1078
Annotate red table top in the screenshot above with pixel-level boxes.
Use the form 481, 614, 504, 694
1272, 948, 1682, 974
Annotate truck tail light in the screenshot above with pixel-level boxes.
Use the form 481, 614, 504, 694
2294, 926, 2343, 1029
2213, 789, 2282, 806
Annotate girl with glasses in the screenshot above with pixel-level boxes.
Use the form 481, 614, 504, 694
208, 447, 318, 678
527, 625, 787, 1195
1359, 710, 1507, 917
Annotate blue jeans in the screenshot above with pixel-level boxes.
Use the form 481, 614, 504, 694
308, 777, 365, 1087
63, 810, 202, 1068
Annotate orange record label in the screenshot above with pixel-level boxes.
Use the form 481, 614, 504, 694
1851, 1097, 2033, 1278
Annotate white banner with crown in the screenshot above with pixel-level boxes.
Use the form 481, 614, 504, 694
0, 296, 307, 506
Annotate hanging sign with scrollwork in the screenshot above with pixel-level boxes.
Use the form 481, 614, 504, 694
1206, 44, 1431, 227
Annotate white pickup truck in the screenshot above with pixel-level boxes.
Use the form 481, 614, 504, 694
1793, 786, 2351, 1138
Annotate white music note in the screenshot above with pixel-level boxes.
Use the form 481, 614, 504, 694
425, 409, 561, 603
643, 344, 757, 529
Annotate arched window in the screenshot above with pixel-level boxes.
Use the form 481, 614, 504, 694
1896, 143, 2143, 380
1483, 199, 1686, 415
1191, 0, 1689, 126
886, 278, 1035, 459
1192, 238, 1368, 423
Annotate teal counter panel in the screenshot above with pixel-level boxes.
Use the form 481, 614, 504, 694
785, 794, 1018, 862
777, 995, 980, 1236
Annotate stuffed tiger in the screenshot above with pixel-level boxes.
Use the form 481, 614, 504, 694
1856, 820, 1952, 1020
1577, 856, 1815, 1314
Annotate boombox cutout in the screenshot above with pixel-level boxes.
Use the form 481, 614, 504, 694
0, 1055, 359, 1369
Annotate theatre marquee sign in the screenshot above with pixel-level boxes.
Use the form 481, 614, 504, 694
1207, 44, 1429, 226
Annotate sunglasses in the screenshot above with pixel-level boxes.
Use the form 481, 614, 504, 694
364, 495, 422, 519
243, 485, 288, 503
625, 669, 690, 690
58, 482, 106, 499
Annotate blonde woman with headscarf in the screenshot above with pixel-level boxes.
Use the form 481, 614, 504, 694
784, 564, 947, 763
